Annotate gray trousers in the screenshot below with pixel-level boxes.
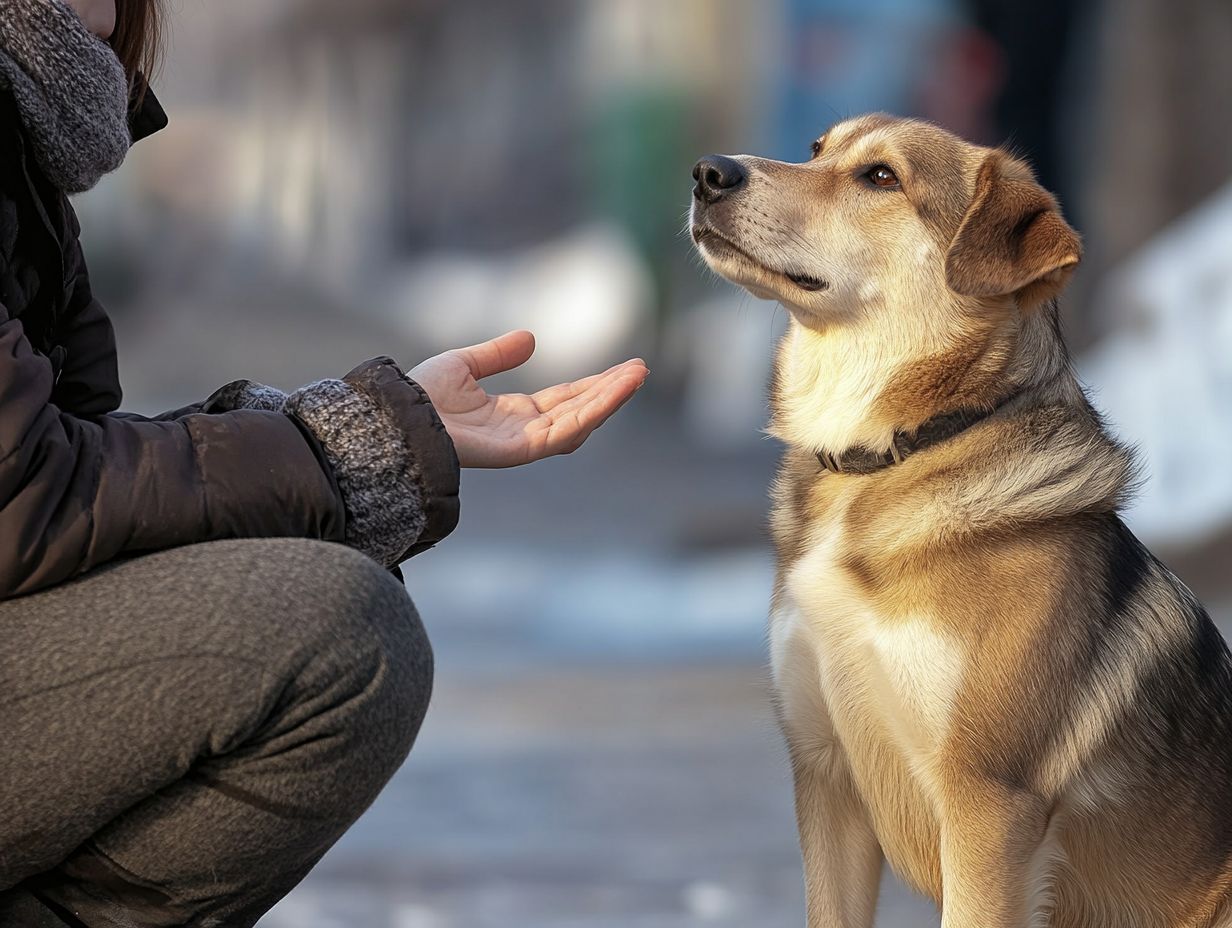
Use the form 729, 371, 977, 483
0, 539, 434, 928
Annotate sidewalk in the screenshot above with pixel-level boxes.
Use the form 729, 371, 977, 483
258, 606, 940, 928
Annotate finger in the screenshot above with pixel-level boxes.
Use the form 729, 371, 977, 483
557, 372, 645, 451
537, 361, 647, 425
574, 370, 646, 432
542, 369, 647, 457
454, 330, 536, 381
530, 358, 648, 412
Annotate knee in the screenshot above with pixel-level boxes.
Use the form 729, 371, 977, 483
365, 582, 435, 764
264, 541, 435, 768
343, 569, 434, 783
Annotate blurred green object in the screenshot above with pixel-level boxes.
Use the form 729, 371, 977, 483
590, 82, 692, 325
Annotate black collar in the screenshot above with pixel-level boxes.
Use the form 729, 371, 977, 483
128, 76, 168, 144
815, 397, 1016, 475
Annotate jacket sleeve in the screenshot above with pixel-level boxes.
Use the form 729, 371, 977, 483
9, 211, 460, 598
0, 291, 349, 599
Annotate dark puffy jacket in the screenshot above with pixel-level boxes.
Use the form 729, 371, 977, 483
0, 87, 458, 599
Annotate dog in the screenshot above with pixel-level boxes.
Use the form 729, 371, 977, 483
689, 113, 1232, 927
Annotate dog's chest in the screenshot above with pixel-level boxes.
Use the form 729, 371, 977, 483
772, 504, 965, 854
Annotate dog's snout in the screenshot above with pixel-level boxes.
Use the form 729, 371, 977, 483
692, 155, 746, 204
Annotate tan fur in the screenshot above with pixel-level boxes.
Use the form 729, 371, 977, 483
691, 114, 1232, 927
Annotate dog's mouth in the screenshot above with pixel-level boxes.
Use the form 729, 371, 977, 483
784, 270, 828, 292
691, 226, 829, 293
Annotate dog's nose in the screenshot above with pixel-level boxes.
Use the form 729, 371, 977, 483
692, 154, 746, 204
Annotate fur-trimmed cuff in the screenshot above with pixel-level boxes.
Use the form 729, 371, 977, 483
285, 362, 443, 567
203, 380, 288, 413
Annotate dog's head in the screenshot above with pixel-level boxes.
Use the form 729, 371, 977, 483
689, 113, 1081, 325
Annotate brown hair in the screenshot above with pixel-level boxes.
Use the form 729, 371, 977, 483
110, 0, 164, 85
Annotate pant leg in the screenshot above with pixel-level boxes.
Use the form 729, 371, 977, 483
0, 538, 434, 928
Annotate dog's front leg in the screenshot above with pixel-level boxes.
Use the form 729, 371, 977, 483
792, 748, 883, 928
937, 780, 1049, 928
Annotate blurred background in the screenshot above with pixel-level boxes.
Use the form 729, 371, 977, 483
78, 0, 1232, 924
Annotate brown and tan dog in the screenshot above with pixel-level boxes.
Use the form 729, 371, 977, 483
689, 114, 1232, 928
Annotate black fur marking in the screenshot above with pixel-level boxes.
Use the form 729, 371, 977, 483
1024, 515, 1150, 789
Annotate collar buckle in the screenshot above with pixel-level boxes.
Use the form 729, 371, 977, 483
817, 449, 842, 474
888, 436, 906, 465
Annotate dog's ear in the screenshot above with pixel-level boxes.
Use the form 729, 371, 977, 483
944, 153, 1082, 308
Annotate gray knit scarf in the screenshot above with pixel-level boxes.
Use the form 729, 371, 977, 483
0, 0, 130, 193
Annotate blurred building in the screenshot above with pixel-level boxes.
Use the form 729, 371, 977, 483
84, 0, 770, 304
1079, 0, 1232, 296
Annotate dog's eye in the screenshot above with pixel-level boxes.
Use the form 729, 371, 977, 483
810, 139, 823, 159
866, 165, 900, 188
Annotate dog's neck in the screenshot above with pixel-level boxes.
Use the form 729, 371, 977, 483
767, 303, 1075, 458
767, 317, 907, 456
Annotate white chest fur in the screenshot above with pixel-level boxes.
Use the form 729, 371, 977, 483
771, 512, 965, 792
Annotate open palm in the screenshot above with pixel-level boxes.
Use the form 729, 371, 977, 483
408, 331, 649, 468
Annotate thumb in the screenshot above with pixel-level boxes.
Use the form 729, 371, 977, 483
454, 330, 536, 380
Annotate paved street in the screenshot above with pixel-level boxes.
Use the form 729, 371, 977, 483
256, 598, 941, 928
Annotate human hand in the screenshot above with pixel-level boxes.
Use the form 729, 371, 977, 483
408, 331, 649, 468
